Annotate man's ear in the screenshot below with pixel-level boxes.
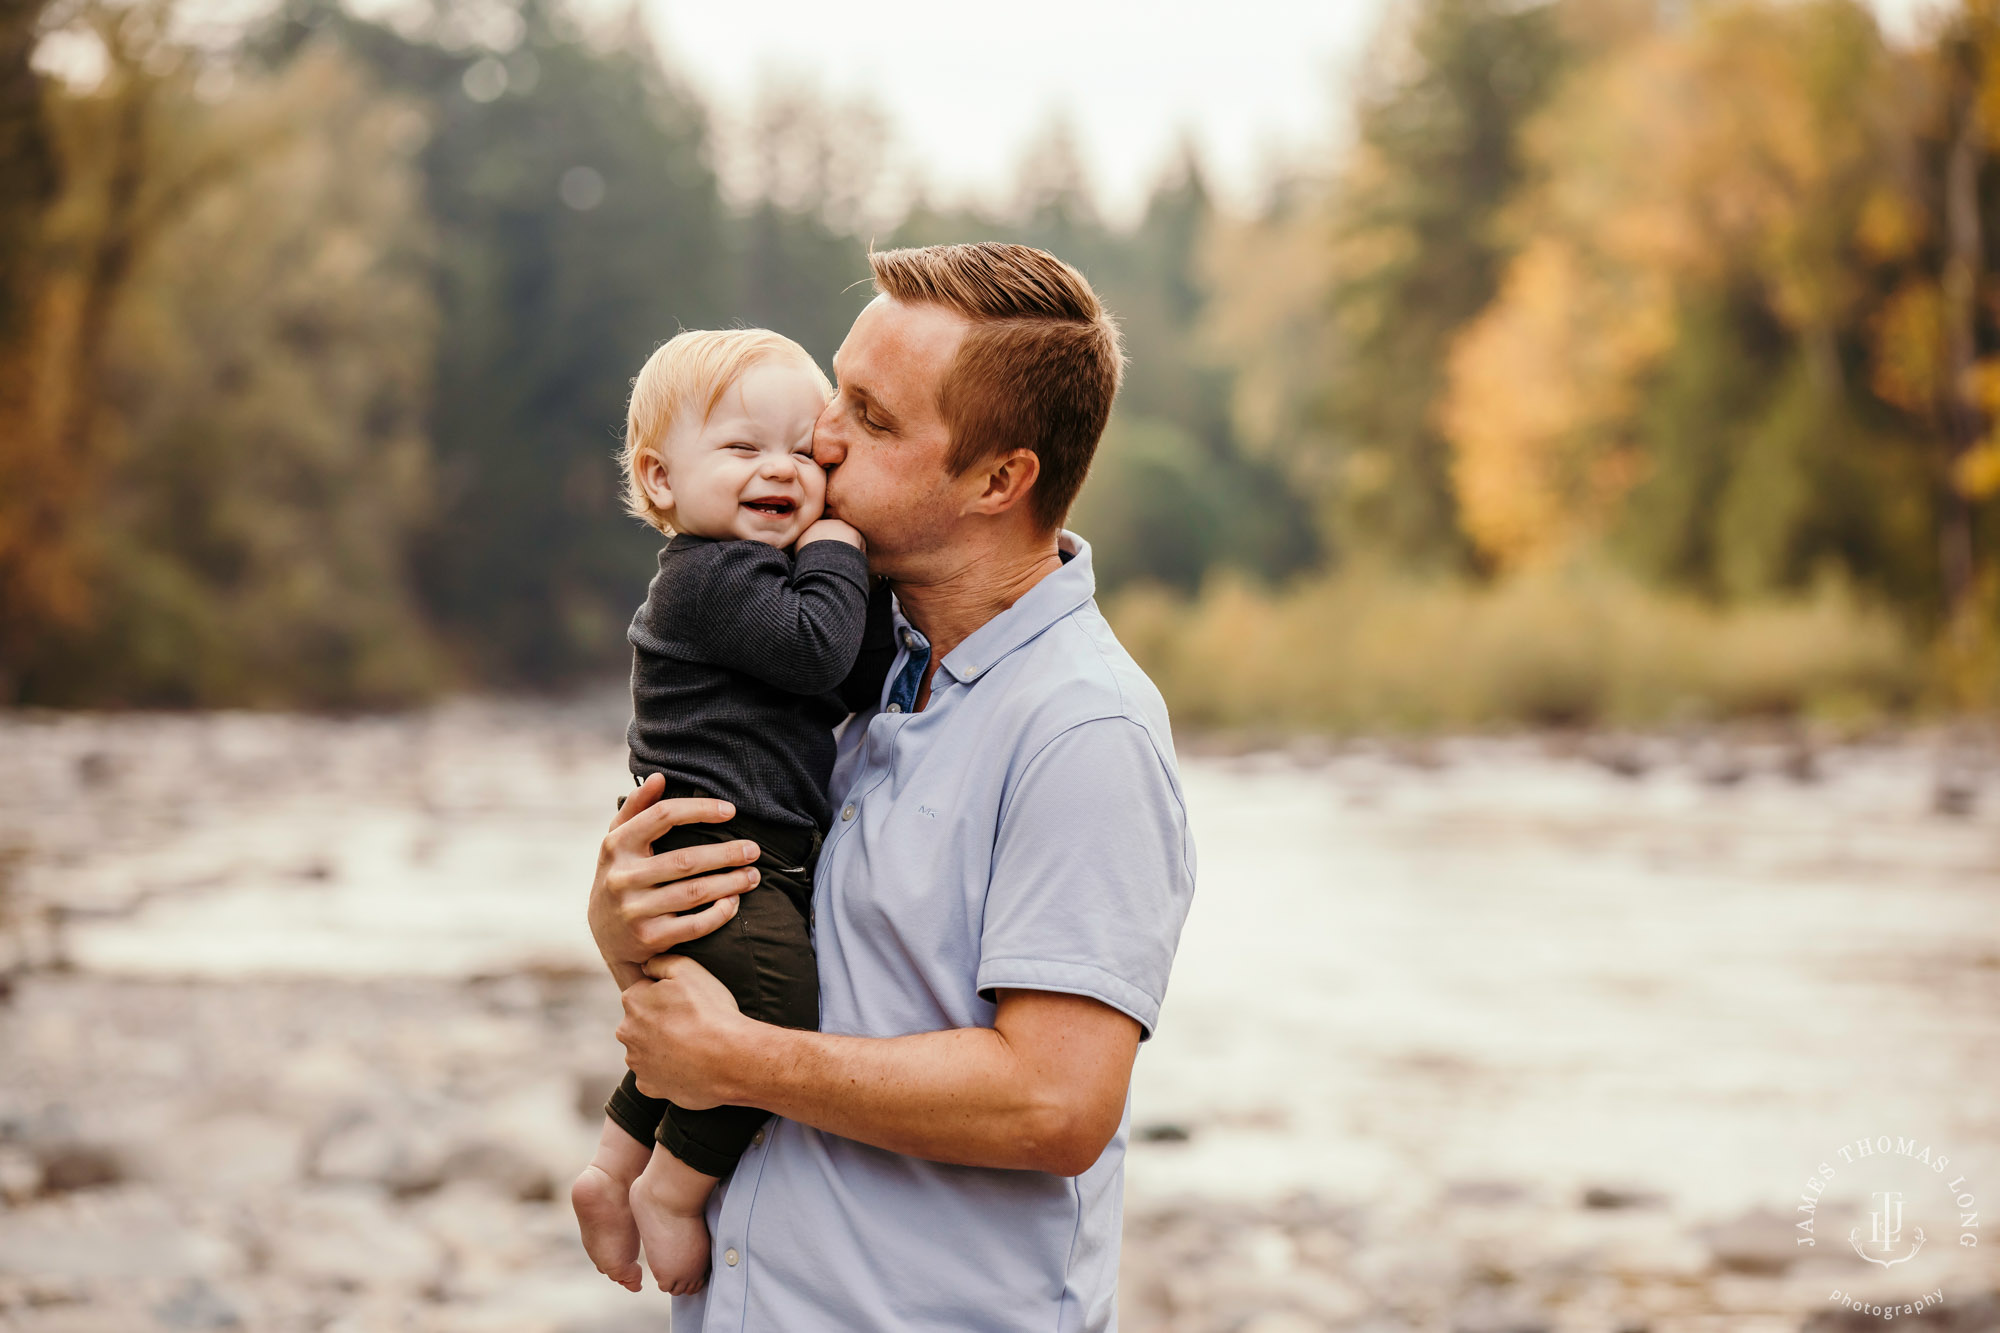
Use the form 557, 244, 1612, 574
636, 450, 675, 517
967, 448, 1041, 518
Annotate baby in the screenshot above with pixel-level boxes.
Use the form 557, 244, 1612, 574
569, 328, 891, 1295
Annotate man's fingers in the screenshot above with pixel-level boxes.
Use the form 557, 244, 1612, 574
650, 839, 760, 886
646, 797, 736, 841
629, 865, 758, 918
604, 793, 737, 859
634, 893, 739, 953
609, 772, 664, 831
608, 845, 756, 899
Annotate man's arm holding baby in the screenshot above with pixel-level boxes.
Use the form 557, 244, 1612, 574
596, 722, 1185, 1180
620, 963, 1139, 1178
592, 782, 1137, 1176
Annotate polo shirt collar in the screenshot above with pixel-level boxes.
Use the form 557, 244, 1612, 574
895, 531, 1096, 687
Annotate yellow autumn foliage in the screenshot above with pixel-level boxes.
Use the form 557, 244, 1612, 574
1442, 0, 1888, 570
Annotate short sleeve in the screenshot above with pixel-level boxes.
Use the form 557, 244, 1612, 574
975, 718, 1195, 1039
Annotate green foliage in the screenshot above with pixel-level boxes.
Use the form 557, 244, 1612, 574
1072, 414, 1319, 594
895, 142, 1319, 591
259, 0, 735, 684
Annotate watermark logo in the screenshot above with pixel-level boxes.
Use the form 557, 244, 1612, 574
1854, 1190, 1923, 1267
1796, 1135, 1979, 1320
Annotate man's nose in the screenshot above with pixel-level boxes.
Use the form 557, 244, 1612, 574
811, 404, 846, 467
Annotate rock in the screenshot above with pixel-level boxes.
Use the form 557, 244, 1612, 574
1933, 776, 1978, 817
1447, 1179, 1529, 1207
435, 1140, 556, 1203
1134, 1122, 1192, 1144
558, 1311, 685, 1333
1581, 1185, 1664, 1210
1238, 1315, 1325, 1333
1392, 741, 1448, 772
0, 1193, 228, 1280
1697, 752, 1749, 787
0, 1145, 38, 1204
572, 1070, 619, 1124
1451, 1311, 1549, 1333
1781, 744, 1821, 784
34, 1141, 123, 1195
150, 1112, 305, 1196
1587, 741, 1650, 779
1702, 1206, 1797, 1275
269, 1189, 445, 1291
1450, 1299, 1551, 1333
153, 1277, 243, 1329
308, 1114, 448, 1197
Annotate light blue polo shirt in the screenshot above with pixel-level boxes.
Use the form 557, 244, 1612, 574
672, 531, 1196, 1332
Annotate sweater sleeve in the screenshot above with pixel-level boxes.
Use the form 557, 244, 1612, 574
682, 539, 872, 694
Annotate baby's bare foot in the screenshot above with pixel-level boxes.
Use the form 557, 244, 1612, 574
629, 1146, 720, 1296
571, 1119, 651, 1291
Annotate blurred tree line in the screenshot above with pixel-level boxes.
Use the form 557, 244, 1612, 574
0, 0, 1310, 705
3, 0, 1997, 711
1211, 0, 2000, 705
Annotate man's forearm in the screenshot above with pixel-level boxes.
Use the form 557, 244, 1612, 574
621, 972, 1141, 1176
725, 1023, 1083, 1171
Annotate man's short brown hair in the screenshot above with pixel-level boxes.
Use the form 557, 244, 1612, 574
868, 242, 1123, 532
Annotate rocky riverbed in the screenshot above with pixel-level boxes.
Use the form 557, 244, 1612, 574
1, 702, 1997, 1332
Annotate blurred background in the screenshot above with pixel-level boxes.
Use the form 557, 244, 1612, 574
1, 0, 1997, 1330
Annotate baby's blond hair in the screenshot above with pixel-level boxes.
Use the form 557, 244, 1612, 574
620, 328, 832, 532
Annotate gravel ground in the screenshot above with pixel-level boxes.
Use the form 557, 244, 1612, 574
2, 704, 1996, 1331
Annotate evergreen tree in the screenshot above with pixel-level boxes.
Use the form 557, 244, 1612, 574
265, 0, 733, 683
1318, 0, 1570, 570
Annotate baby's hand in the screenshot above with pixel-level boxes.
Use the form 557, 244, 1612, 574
799, 517, 865, 551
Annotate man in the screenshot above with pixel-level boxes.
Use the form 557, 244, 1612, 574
588, 242, 1196, 1330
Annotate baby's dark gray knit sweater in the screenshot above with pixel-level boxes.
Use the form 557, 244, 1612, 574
626, 533, 893, 834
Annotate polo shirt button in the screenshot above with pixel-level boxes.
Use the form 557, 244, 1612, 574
724, 1248, 739, 1267
751, 1129, 765, 1146
841, 804, 855, 821
886, 702, 902, 713
901, 630, 918, 649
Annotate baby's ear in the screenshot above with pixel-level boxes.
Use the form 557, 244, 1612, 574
635, 450, 675, 517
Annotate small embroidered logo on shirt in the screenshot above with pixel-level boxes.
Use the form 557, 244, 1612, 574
916, 804, 940, 819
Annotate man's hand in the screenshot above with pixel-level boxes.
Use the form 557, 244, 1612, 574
618, 954, 748, 1107
798, 517, 864, 551
590, 773, 763, 988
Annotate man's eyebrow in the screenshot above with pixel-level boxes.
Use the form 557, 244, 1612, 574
849, 384, 897, 424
